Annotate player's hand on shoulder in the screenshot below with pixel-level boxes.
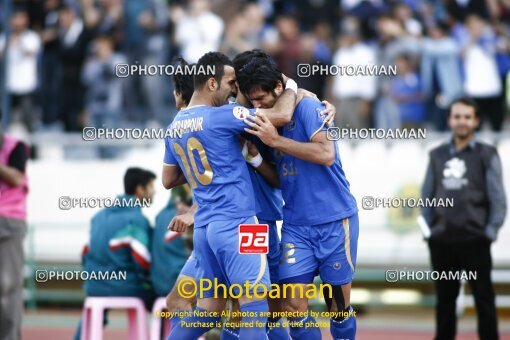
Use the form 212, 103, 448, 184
321, 100, 336, 126
244, 111, 279, 147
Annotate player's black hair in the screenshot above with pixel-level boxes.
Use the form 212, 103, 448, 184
236, 57, 284, 97
194, 52, 233, 90
171, 56, 194, 105
232, 49, 277, 74
448, 97, 480, 118
124, 167, 156, 195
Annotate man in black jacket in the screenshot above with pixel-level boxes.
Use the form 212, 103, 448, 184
421, 97, 507, 340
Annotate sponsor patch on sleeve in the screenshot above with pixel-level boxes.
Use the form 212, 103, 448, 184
233, 106, 250, 120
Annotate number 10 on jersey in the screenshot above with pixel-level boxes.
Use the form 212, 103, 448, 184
173, 137, 213, 188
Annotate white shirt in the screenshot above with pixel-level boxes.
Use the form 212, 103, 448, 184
464, 44, 501, 97
0, 30, 41, 94
331, 42, 377, 100
175, 11, 224, 63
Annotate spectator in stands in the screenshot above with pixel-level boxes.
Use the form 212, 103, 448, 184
75, 167, 156, 340
221, 3, 268, 59
374, 14, 421, 129
291, 0, 339, 33
40, 0, 62, 128
342, 0, 385, 37
81, 34, 125, 158
298, 23, 333, 99
421, 98, 507, 340
243, 3, 272, 46
82, 35, 124, 126
57, 4, 93, 131
139, 0, 171, 126
0, 111, 30, 340
421, 22, 463, 131
495, 0, 510, 23
105, 0, 169, 126
462, 14, 505, 131
390, 54, 425, 129
0, 8, 41, 132
329, 16, 376, 129
446, 0, 495, 22
267, 15, 302, 78
393, 2, 423, 37
80, 0, 123, 43
173, 0, 224, 63
151, 185, 193, 298
221, 13, 251, 59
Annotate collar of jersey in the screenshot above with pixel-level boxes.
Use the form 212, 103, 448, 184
181, 105, 206, 111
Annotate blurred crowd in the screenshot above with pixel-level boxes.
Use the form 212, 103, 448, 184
1, 0, 510, 134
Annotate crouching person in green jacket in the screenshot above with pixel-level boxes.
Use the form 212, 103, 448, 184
74, 167, 156, 339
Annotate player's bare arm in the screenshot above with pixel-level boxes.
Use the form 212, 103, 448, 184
245, 111, 335, 166
168, 202, 197, 232
162, 164, 188, 189
297, 88, 318, 101
257, 86, 297, 127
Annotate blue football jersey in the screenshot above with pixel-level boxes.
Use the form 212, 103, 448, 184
247, 165, 283, 221
273, 97, 358, 225
163, 104, 257, 228
245, 138, 283, 221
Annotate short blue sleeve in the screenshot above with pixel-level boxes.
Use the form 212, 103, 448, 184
214, 104, 257, 134
163, 137, 178, 165
297, 99, 327, 141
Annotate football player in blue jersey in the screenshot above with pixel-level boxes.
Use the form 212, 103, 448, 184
238, 56, 359, 340
162, 52, 300, 340
160, 57, 200, 332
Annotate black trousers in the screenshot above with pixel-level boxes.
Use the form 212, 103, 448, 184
472, 96, 505, 132
429, 240, 499, 340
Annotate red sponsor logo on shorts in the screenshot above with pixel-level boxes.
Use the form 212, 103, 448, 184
238, 224, 269, 254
